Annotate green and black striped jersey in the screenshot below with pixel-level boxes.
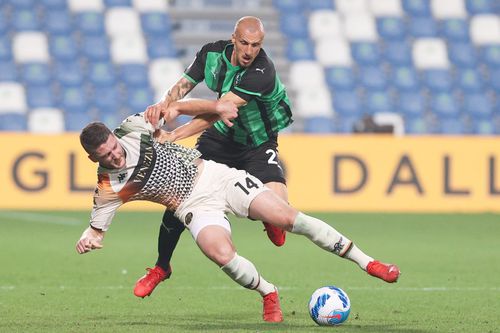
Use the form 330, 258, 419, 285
183, 40, 293, 147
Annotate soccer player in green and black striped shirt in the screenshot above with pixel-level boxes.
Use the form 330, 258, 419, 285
134, 16, 294, 298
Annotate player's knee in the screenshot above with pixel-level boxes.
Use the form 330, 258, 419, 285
206, 244, 236, 267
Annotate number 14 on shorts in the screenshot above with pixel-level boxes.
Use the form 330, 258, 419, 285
234, 177, 260, 195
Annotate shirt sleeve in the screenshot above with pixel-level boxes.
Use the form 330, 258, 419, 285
184, 44, 208, 84
117, 113, 156, 136
89, 185, 123, 231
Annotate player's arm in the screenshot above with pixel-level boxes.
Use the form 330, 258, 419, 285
163, 98, 239, 127
145, 77, 197, 128
76, 226, 105, 254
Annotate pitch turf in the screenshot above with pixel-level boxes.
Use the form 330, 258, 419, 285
0, 211, 498, 333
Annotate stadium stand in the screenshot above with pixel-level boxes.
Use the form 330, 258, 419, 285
0, 0, 498, 135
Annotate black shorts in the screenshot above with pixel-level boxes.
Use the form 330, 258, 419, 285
196, 127, 286, 184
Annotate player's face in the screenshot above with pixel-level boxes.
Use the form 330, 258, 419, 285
91, 134, 126, 169
231, 30, 263, 68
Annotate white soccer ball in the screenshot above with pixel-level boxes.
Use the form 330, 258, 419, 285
308, 286, 351, 326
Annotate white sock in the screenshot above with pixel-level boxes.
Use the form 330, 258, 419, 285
344, 244, 374, 271
221, 253, 275, 296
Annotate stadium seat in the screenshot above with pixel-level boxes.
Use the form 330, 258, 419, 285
286, 38, 316, 61
146, 36, 178, 59
90, 85, 123, 110
288, 60, 325, 91
324, 66, 357, 91
421, 69, 454, 92
305, 0, 335, 11
26, 85, 56, 108
440, 19, 470, 42
110, 34, 148, 64
429, 92, 461, 118
13, 32, 50, 63
0, 82, 27, 113
363, 91, 395, 114
148, 58, 184, 93
68, 0, 104, 12
334, 114, 361, 133
376, 17, 406, 41
303, 116, 334, 133
75, 12, 106, 35
11, 9, 41, 31
294, 87, 333, 117
87, 62, 117, 87
280, 13, 309, 39
44, 10, 73, 35
332, 90, 362, 117
463, 93, 494, 120
368, 0, 404, 16
391, 66, 420, 91
397, 91, 426, 118
402, 0, 431, 16
125, 87, 154, 112
0, 11, 7, 35
40, 0, 68, 10
308, 10, 342, 41
480, 44, 500, 69
119, 64, 148, 88
7, 0, 36, 9
0, 113, 28, 131
58, 86, 89, 114
315, 38, 353, 67
336, 0, 368, 14
489, 69, 500, 91
105, 7, 142, 37
470, 15, 500, 45
465, 0, 498, 14
81, 36, 111, 61
272, 0, 304, 13
455, 68, 484, 93
430, 0, 467, 19
0, 37, 12, 61
28, 107, 65, 133
49, 35, 79, 62
104, 0, 131, 7
0, 61, 19, 81
470, 118, 495, 135
447, 42, 477, 68
54, 61, 85, 87
65, 111, 93, 132
344, 12, 378, 41
351, 42, 382, 66
404, 117, 429, 134
408, 16, 438, 37
413, 38, 450, 69
436, 118, 466, 134
383, 41, 413, 66
141, 13, 172, 38
358, 66, 388, 90
132, 0, 169, 12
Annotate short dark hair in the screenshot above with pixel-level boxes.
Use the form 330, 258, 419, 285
80, 122, 112, 155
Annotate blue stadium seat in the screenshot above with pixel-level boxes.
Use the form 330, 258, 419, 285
40, 0, 68, 10
391, 66, 420, 92
351, 42, 381, 66
405, 117, 429, 134
397, 91, 426, 118
305, 0, 335, 11
377, 17, 406, 41
303, 116, 334, 133
26, 86, 55, 108
334, 115, 360, 133
440, 19, 470, 42
324, 66, 356, 91
409, 16, 438, 37
0, 113, 28, 131
364, 91, 395, 114
104, 0, 132, 6
421, 69, 454, 93
402, 0, 431, 16
141, 13, 172, 38
383, 41, 413, 66
119, 64, 149, 88
332, 91, 362, 117
146, 36, 178, 59
20, 63, 51, 86
455, 68, 484, 93
463, 93, 494, 120
126, 87, 154, 112
0, 60, 18, 81
11, 9, 41, 31
489, 69, 500, 91
44, 10, 73, 35
65, 112, 92, 132
58, 87, 89, 114
448, 42, 478, 68
465, 0, 498, 14
87, 62, 116, 87
7, 0, 36, 9
50, 35, 79, 62
358, 66, 388, 91
75, 12, 105, 36
436, 118, 466, 134
470, 118, 495, 135
279, 13, 309, 39
480, 45, 500, 69
81, 36, 111, 61
0, 37, 12, 61
430, 92, 461, 119
91, 85, 122, 110
54, 61, 85, 87
273, 0, 304, 13
286, 38, 315, 61
0, 11, 7, 35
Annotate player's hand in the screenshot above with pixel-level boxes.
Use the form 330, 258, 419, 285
76, 227, 104, 254
145, 100, 169, 129
153, 129, 176, 144
215, 100, 238, 127
162, 106, 181, 124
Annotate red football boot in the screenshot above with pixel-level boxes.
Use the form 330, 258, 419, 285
134, 265, 172, 298
367, 260, 400, 283
262, 222, 286, 247
262, 290, 283, 322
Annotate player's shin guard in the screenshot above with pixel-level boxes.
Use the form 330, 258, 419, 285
221, 253, 275, 296
291, 212, 353, 257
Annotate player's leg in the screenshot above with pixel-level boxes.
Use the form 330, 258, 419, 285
248, 190, 400, 283
134, 209, 185, 298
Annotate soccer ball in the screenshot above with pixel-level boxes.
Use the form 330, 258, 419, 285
308, 286, 351, 326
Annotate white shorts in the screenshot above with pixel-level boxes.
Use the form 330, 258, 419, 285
175, 160, 269, 240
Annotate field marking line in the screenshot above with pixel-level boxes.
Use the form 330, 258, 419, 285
0, 211, 82, 226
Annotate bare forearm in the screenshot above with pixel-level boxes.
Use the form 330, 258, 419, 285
169, 99, 218, 116
170, 114, 218, 141
160, 78, 195, 104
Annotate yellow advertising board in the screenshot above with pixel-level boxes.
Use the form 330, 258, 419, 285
0, 133, 499, 212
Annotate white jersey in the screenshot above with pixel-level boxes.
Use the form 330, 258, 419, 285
89, 113, 201, 231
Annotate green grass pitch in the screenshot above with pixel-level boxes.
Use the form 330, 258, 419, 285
0, 211, 499, 332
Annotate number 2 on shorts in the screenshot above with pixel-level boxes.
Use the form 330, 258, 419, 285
234, 177, 260, 195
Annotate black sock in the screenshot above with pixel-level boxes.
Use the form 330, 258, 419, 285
155, 210, 185, 273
